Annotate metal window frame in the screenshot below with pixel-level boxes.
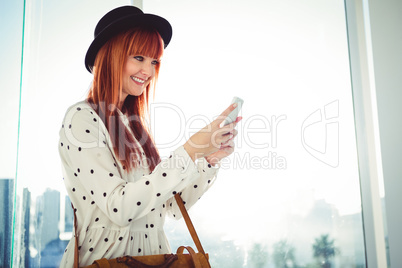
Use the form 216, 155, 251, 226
344, 0, 388, 267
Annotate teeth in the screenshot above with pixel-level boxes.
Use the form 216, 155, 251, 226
131, 76, 145, 83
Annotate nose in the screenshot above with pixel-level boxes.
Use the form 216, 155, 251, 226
141, 60, 155, 78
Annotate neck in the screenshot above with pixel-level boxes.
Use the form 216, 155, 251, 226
118, 95, 127, 111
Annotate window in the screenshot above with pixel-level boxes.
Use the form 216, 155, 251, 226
0, 0, 24, 267
9, 0, 370, 267
147, 0, 366, 267
10, 1, 133, 267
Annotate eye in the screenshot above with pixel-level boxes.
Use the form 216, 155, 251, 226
134, 56, 144, 61
151, 60, 160, 66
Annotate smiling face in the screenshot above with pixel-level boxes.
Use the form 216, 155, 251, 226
91, 28, 164, 111
121, 55, 160, 100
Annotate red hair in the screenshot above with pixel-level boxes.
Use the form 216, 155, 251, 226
87, 28, 163, 172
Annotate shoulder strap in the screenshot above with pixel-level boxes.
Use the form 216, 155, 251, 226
72, 204, 79, 268
174, 193, 207, 255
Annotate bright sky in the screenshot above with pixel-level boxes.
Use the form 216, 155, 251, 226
2, 0, 366, 262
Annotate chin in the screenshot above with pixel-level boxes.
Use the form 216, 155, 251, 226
130, 89, 145, 97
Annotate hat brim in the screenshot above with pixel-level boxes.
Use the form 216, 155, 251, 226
85, 13, 172, 73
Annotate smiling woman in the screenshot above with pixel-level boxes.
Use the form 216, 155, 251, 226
57, 5, 240, 267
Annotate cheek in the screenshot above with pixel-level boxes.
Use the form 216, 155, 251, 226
124, 60, 139, 74
122, 66, 131, 78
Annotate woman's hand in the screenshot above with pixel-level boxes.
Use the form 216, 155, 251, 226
205, 128, 239, 166
183, 103, 242, 162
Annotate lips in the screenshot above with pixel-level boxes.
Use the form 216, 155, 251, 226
131, 76, 146, 84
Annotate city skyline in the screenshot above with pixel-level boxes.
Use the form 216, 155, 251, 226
3, 183, 367, 267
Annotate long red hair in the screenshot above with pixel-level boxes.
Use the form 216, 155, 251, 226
87, 28, 163, 172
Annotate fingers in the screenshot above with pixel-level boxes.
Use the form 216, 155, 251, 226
220, 120, 239, 135
214, 103, 238, 127
235, 116, 243, 123
223, 128, 238, 137
191, 110, 242, 156
222, 116, 242, 129
220, 103, 238, 118
221, 138, 235, 147
219, 129, 238, 147
217, 120, 240, 146
232, 128, 239, 137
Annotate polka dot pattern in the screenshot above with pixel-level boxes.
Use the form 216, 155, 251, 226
58, 101, 219, 267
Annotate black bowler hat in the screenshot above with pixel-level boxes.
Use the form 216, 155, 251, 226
85, 6, 172, 73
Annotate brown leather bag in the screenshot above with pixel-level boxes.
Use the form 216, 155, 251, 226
74, 194, 211, 268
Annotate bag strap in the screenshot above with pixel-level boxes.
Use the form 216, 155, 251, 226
174, 194, 207, 256
177, 246, 202, 268
72, 194, 207, 267
72, 204, 79, 268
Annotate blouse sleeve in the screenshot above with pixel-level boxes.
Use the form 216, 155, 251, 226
165, 156, 220, 220
59, 103, 200, 227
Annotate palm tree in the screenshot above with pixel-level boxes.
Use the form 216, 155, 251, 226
312, 234, 338, 268
272, 239, 297, 268
248, 243, 269, 268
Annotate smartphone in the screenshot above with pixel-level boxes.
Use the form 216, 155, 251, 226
223, 96, 244, 126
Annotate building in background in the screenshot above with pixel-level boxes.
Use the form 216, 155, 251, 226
64, 195, 73, 233
22, 188, 31, 268
0, 178, 14, 267
35, 189, 60, 248
30, 189, 69, 267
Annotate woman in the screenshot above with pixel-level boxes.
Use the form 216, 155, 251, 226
58, 6, 241, 267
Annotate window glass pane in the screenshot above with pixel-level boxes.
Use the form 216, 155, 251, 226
144, 0, 366, 267
12, 0, 367, 267
0, 0, 24, 267
12, 1, 131, 267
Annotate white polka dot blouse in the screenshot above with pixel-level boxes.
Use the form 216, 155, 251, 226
58, 101, 219, 267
